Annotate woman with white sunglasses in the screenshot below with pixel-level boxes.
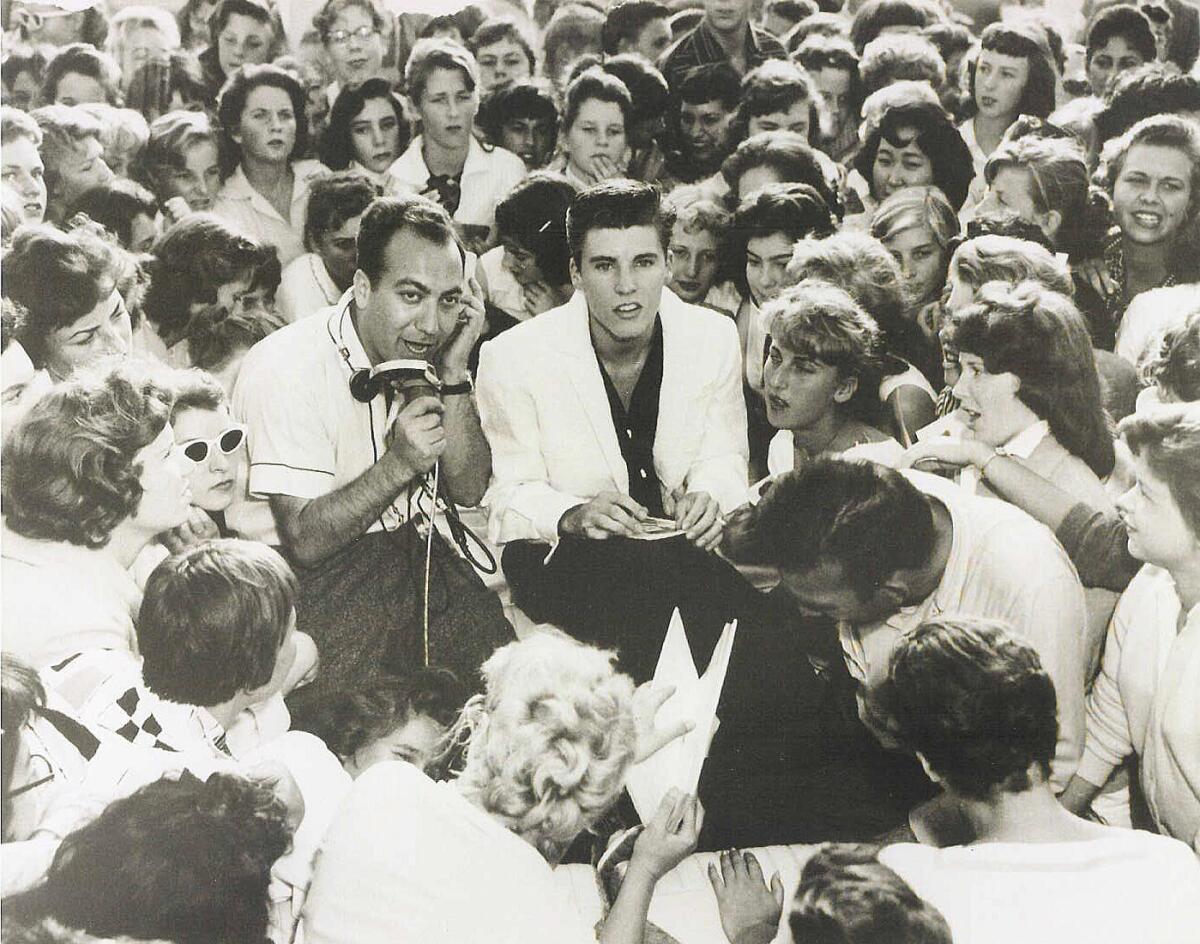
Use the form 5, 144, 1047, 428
168, 369, 248, 541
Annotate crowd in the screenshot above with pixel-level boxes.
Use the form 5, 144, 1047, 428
2, 0, 1200, 941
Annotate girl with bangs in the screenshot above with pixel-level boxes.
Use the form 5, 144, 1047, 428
760, 278, 903, 481
958, 22, 1058, 214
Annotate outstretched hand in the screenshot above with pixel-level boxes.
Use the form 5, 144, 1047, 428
708, 850, 785, 944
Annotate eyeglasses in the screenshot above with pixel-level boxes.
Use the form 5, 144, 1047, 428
328, 24, 379, 46
179, 426, 246, 463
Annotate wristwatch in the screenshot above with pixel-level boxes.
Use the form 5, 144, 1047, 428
979, 445, 1011, 480
440, 376, 474, 396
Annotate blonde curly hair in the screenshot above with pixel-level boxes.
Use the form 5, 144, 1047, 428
454, 634, 638, 862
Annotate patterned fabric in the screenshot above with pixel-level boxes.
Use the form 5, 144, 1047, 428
424, 173, 463, 216
1102, 228, 1178, 333
660, 19, 788, 91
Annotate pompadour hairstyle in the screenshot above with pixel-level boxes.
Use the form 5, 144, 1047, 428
566, 178, 668, 265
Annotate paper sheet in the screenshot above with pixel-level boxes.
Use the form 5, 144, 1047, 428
625, 609, 738, 823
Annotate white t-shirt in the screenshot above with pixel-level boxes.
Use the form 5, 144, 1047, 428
881, 830, 1200, 944
303, 762, 597, 944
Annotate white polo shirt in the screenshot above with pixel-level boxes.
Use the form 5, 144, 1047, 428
229, 292, 413, 544
387, 135, 526, 231
213, 159, 328, 266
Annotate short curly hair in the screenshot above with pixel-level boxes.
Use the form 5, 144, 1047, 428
790, 843, 952, 944
1093, 64, 1200, 149
40, 43, 122, 106
949, 233, 1073, 296
885, 616, 1058, 800
721, 130, 840, 213
405, 37, 479, 105
142, 213, 280, 341
5, 773, 291, 944
138, 539, 298, 705
787, 229, 928, 373
1120, 403, 1200, 539
764, 278, 886, 423
454, 634, 638, 862
134, 110, 218, 202
2, 222, 137, 368
312, 0, 385, 44
2, 360, 173, 548
859, 33, 946, 100
732, 59, 825, 147
215, 64, 309, 180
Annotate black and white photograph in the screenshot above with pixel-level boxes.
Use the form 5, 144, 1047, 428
0, 0, 1198, 940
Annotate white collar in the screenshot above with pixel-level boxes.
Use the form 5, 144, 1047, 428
325, 290, 371, 375
999, 419, 1050, 460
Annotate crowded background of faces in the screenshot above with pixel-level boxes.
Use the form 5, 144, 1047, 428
2, 0, 1200, 942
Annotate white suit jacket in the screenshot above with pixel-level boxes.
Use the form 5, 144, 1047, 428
476, 287, 749, 545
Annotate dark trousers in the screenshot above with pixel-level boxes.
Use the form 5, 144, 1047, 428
503, 537, 935, 849
285, 525, 513, 713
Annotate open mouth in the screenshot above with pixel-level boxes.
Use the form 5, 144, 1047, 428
958, 405, 981, 429
1131, 210, 1164, 229
979, 96, 997, 109
402, 339, 436, 358
23, 201, 43, 216
614, 303, 641, 317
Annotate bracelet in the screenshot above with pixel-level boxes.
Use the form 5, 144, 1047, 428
979, 446, 1008, 480
440, 378, 474, 396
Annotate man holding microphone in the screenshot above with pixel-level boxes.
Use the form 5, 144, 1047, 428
233, 195, 512, 705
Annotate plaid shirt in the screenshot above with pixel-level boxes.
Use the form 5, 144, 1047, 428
660, 18, 788, 91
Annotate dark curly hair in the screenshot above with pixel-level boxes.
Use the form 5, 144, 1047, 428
723, 457, 935, 598
729, 182, 837, 296
1094, 64, 1200, 149
5, 773, 292, 944
1, 360, 173, 548
290, 668, 465, 761
318, 77, 410, 171
721, 131, 841, 214
142, 213, 280, 342
884, 617, 1058, 800
853, 101, 975, 211
2, 222, 137, 369
215, 63, 308, 179
849, 0, 942, 54
950, 280, 1115, 478
139, 539, 298, 705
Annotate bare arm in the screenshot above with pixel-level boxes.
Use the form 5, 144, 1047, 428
269, 397, 446, 566
901, 439, 1079, 532
436, 385, 491, 507
269, 451, 418, 567
434, 276, 492, 507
